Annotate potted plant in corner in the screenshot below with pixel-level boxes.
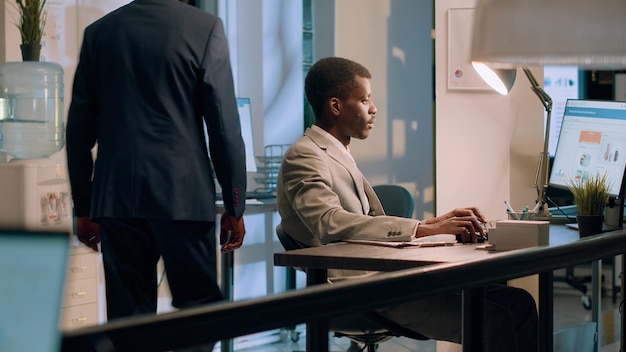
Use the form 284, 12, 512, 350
9, 0, 47, 61
567, 172, 611, 237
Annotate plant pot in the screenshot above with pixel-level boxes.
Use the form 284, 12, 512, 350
576, 215, 604, 238
20, 44, 41, 61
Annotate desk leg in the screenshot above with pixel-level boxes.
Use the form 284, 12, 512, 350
462, 287, 485, 352
618, 253, 626, 351
221, 251, 234, 352
592, 260, 602, 352
306, 269, 328, 352
538, 271, 553, 352
265, 212, 275, 295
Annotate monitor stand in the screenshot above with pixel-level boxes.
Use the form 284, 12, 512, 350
605, 196, 625, 230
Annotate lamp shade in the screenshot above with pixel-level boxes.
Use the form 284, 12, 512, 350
472, 0, 626, 68
472, 62, 516, 95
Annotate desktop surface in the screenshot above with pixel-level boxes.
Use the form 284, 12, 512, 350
274, 224, 626, 352
215, 189, 276, 201
274, 224, 584, 272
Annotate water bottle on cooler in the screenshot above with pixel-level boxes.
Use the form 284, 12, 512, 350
0, 62, 65, 159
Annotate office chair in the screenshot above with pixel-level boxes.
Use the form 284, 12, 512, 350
276, 224, 428, 352
372, 184, 414, 218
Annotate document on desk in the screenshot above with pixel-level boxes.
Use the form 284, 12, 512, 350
345, 234, 457, 248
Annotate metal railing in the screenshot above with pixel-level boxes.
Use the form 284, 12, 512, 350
62, 228, 626, 351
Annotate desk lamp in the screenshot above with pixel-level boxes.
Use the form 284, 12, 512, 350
472, 63, 553, 217
470, 0, 626, 218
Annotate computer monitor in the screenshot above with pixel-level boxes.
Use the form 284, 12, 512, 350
236, 97, 257, 173
548, 99, 626, 199
0, 229, 69, 352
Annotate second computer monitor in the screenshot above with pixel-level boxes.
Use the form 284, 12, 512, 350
236, 97, 257, 173
548, 99, 626, 198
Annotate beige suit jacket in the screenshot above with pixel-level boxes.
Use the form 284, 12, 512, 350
276, 127, 418, 252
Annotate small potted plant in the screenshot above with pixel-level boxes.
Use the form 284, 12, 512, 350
567, 172, 611, 237
8, 0, 47, 61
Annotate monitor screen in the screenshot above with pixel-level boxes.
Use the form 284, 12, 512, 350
548, 99, 626, 197
0, 230, 69, 352
236, 97, 257, 173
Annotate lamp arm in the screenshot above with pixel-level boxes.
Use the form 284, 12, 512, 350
522, 67, 553, 114
522, 67, 554, 216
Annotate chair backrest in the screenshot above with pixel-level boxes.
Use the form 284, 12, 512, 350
276, 224, 306, 251
372, 184, 414, 218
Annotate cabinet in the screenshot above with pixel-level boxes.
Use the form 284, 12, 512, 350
59, 245, 100, 330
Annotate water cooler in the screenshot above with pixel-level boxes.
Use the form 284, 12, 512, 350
0, 61, 71, 233
0, 160, 72, 232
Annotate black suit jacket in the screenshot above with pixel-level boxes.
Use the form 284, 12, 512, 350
66, 0, 246, 222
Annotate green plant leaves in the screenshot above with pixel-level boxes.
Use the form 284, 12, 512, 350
567, 173, 611, 216
11, 0, 47, 45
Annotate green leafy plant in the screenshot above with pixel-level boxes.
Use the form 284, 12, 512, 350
9, 0, 47, 45
567, 173, 611, 216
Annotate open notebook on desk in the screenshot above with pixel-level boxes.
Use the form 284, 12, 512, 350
345, 234, 457, 248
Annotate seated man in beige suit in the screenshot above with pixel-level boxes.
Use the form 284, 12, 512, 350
275, 56, 538, 352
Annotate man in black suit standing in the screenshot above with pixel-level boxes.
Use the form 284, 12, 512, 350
66, 1, 246, 349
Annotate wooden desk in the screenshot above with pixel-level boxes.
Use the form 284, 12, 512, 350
274, 225, 626, 352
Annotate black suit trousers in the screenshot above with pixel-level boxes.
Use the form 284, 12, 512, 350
100, 218, 223, 321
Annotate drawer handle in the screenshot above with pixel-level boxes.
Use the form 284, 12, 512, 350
72, 316, 88, 324
70, 265, 87, 273
71, 290, 87, 298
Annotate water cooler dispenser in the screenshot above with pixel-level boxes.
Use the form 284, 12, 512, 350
0, 160, 72, 232
0, 62, 71, 233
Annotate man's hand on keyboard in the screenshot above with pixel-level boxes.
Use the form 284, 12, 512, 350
220, 214, 246, 252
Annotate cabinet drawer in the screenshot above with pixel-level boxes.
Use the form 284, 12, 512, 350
66, 251, 98, 281
60, 303, 99, 330
62, 277, 97, 307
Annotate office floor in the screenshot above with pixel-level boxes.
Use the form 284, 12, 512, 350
224, 265, 623, 352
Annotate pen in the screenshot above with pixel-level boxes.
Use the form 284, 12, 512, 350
522, 206, 530, 220
531, 200, 542, 213
504, 200, 520, 220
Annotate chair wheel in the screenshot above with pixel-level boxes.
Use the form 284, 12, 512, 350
581, 295, 592, 310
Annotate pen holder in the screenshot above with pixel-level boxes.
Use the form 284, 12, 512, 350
489, 220, 550, 250
507, 211, 536, 221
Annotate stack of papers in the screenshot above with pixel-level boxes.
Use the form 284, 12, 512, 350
345, 234, 457, 248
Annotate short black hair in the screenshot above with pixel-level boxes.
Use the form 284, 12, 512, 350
304, 57, 371, 120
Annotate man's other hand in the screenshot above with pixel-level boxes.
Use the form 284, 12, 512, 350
220, 214, 246, 252
76, 216, 100, 251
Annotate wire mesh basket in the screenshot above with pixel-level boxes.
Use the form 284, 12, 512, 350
253, 144, 290, 193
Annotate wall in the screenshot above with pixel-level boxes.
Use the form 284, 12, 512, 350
332, 0, 541, 221
435, 0, 541, 220
334, 0, 435, 219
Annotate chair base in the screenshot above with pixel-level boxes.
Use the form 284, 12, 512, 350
334, 332, 390, 352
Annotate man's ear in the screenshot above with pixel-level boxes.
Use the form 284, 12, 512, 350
329, 97, 341, 116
